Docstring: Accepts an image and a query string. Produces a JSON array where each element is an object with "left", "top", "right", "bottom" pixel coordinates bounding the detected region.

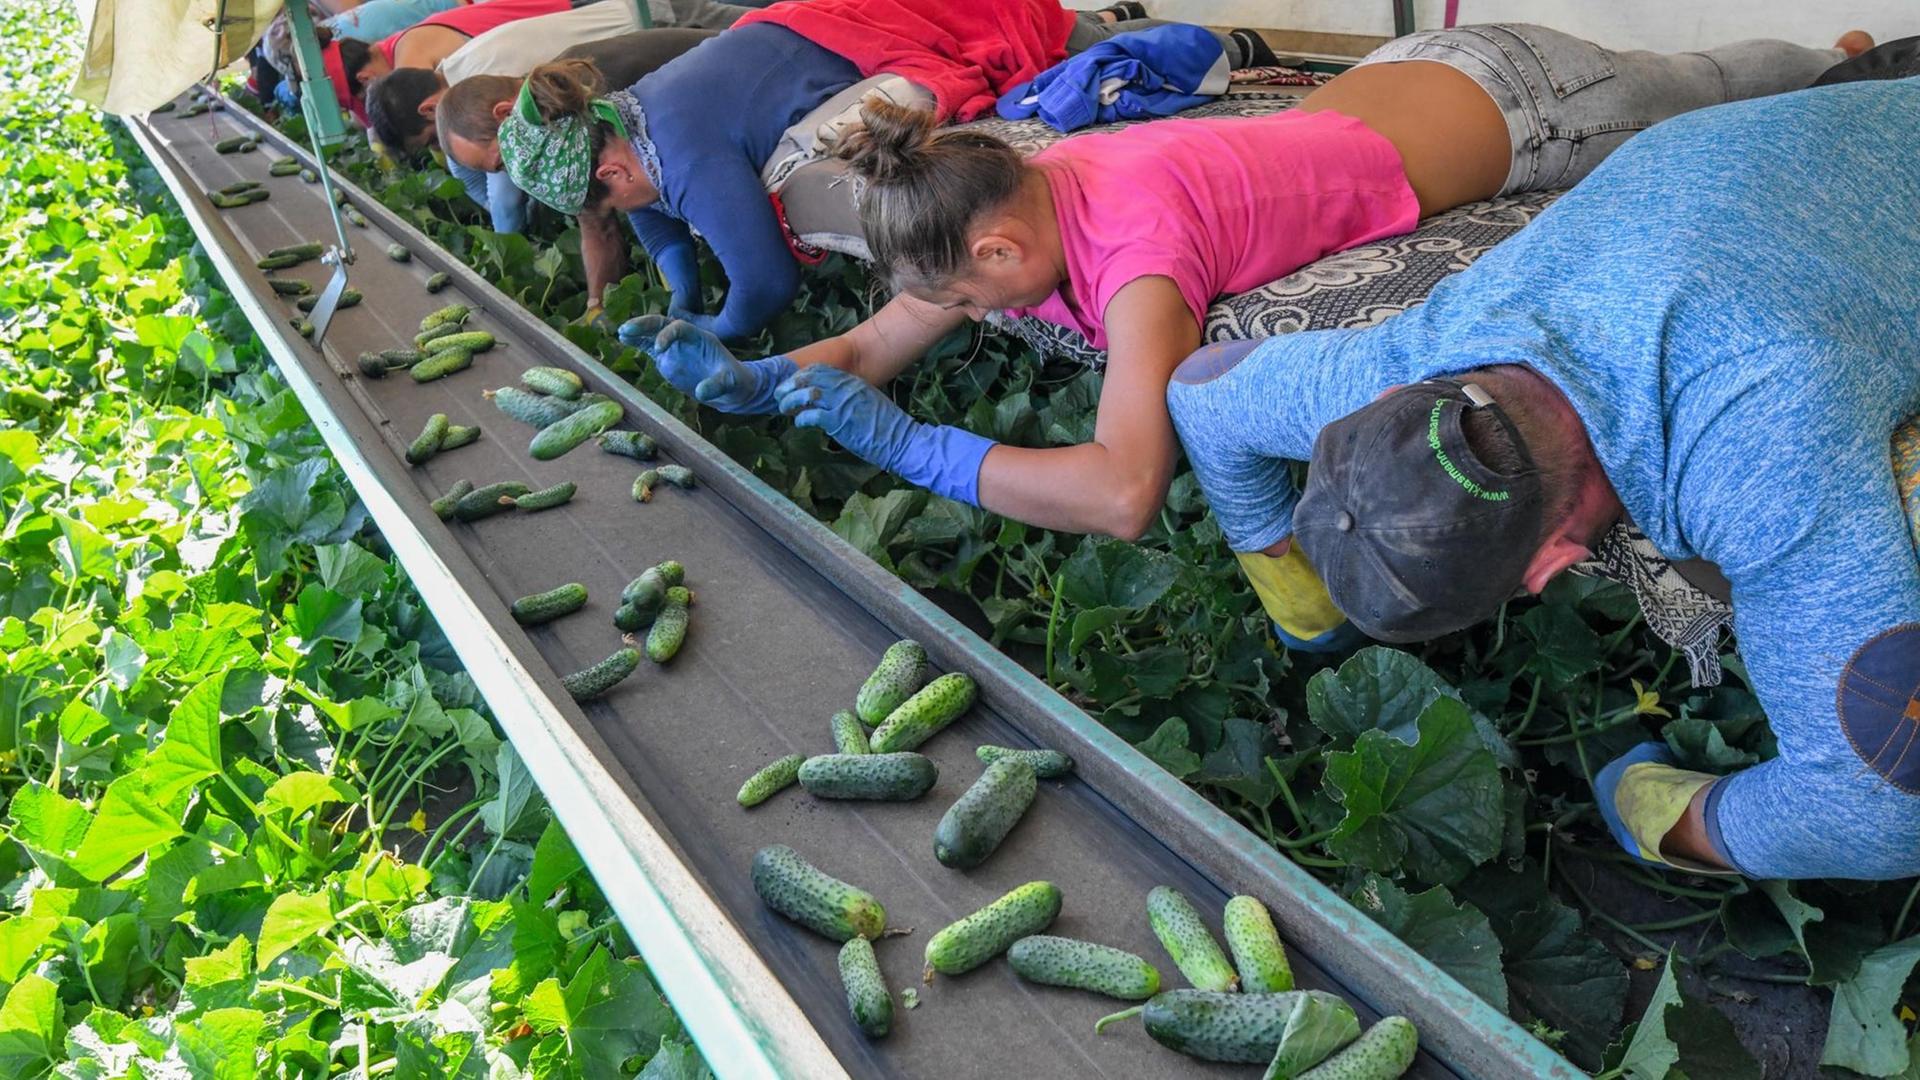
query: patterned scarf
[{"left": 497, "top": 80, "right": 627, "bottom": 217}]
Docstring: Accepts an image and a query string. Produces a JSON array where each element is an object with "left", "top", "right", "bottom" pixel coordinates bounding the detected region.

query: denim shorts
[{"left": 1356, "top": 23, "right": 1839, "bottom": 193}]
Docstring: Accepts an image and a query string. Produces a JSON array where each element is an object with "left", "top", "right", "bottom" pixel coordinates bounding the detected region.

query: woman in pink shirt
[{"left": 624, "top": 23, "right": 1867, "bottom": 539}]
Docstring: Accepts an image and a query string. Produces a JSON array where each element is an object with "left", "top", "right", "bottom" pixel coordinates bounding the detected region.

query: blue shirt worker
[{"left": 1165, "top": 78, "right": 1920, "bottom": 880}]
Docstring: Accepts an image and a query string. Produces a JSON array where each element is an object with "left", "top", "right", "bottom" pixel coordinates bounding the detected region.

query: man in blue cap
[{"left": 1167, "top": 75, "right": 1920, "bottom": 879}]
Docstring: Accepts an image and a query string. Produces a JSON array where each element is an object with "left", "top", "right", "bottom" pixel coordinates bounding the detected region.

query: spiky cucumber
[
  {"left": 797, "top": 753, "right": 936, "bottom": 801},
  {"left": 1149, "top": 886, "right": 1238, "bottom": 993},
  {"left": 268, "top": 278, "right": 311, "bottom": 297},
  {"left": 839, "top": 937, "right": 892, "bottom": 1039},
  {"left": 925, "top": 882, "right": 1062, "bottom": 978},
  {"left": 415, "top": 323, "right": 464, "bottom": 350},
  {"left": 508, "top": 481, "right": 575, "bottom": 512},
  {"left": 632, "top": 470, "right": 658, "bottom": 503},
  {"left": 405, "top": 414, "right": 449, "bottom": 465},
  {"left": 656, "top": 464, "right": 695, "bottom": 489},
  {"left": 599, "top": 429, "right": 657, "bottom": 461},
  {"left": 1263, "top": 993, "right": 1361, "bottom": 1079},
  {"left": 1008, "top": 935, "right": 1160, "bottom": 1000},
  {"left": 212, "top": 135, "right": 250, "bottom": 153},
  {"left": 410, "top": 349, "right": 472, "bottom": 383},
  {"left": 521, "top": 366, "right": 583, "bottom": 399},
  {"left": 439, "top": 424, "right": 481, "bottom": 451},
  {"left": 561, "top": 646, "right": 641, "bottom": 701},
  {"left": 295, "top": 288, "right": 361, "bottom": 312},
  {"left": 1225, "top": 896, "right": 1293, "bottom": 994},
  {"left": 419, "top": 303, "right": 471, "bottom": 333},
  {"left": 268, "top": 158, "right": 301, "bottom": 177},
  {"left": 933, "top": 757, "right": 1035, "bottom": 869},
  {"left": 487, "top": 386, "right": 578, "bottom": 428},
  {"left": 531, "top": 399, "right": 623, "bottom": 461},
  {"left": 976, "top": 744, "right": 1074, "bottom": 779},
  {"left": 856, "top": 640, "right": 927, "bottom": 726},
  {"left": 750, "top": 845, "right": 886, "bottom": 942},
  {"left": 644, "top": 586, "right": 691, "bottom": 662},
  {"left": 454, "top": 482, "right": 529, "bottom": 522},
  {"left": 737, "top": 754, "right": 804, "bottom": 808},
  {"left": 1294, "top": 1017, "right": 1416, "bottom": 1080},
  {"left": 510, "top": 583, "right": 587, "bottom": 625},
  {"left": 831, "top": 710, "right": 870, "bottom": 755},
  {"left": 385, "top": 243, "right": 410, "bottom": 262},
  {"left": 425, "top": 271, "right": 450, "bottom": 293},
  {"left": 430, "top": 480, "right": 474, "bottom": 520},
  {"left": 1141, "top": 989, "right": 1332, "bottom": 1063},
  {"left": 256, "top": 252, "right": 303, "bottom": 270},
  {"left": 423, "top": 330, "right": 494, "bottom": 356},
  {"left": 869, "top": 672, "right": 977, "bottom": 754}
]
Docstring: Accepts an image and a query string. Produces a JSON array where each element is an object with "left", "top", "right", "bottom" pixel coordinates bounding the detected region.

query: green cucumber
[
  {"left": 213, "top": 135, "right": 250, "bottom": 153},
  {"left": 839, "top": 937, "right": 892, "bottom": 1039},
  {"left": 933, "top": 757, "right": 1035, "bottom": 869},
  {"left": 632, "top": 469, "right": 658, "bottom": 502},
  {"left": 869, "top": 672, "right": 977, "bottom": 753},
  {"left": 521, "top": 366, "right": 583, "bottom": 399},
  {"left": 737, "top": 754, "right": 804, "bottom": 808},
  {"left": 856, "top": 640, "right": 927, "bottom": 726},
  {"left": 405, "top": 414, "right": 449, "bottom": 465},
  {"left": 612, "top": 601, "right": 655, "bottom": 633},
  {"left": 295, "top": 288, "right": 361, "bottom": 312},
  {"left": 410, "top": 348, "right": 472, "bottom": 383},
  {"left": 797, "top": 752, "right": 936, "bottom": 801},
  {"left": 430, "top": 479, "right": 474, "bottom": 520},
  {"left": 386, "top": 242, "right": 411, "bottom": 262},
  {"left": 415, "top": 322, "right": 464, "bottom": 350},
  {"left": 211, "top": 190, "right": 265, "bottom": 208},
  {"left": 750, "top": 845, "right": 886, "bottom": 942},
  {"left": 1224, "top": 896, "right": 1293, "bottom": 994},
  {"left": 425, "top": 271, "right": 450, "bottom": 293},
  {"left": 1295, "top": 1017, "right": 1416, "bottom": 1080},
  {"left": 599, "top": 429, "right": 657, "bottom": 461},
  {"left": 656, "top": 464, "right": 695, "bottom": 489},
  {"left": 487, "top": 385, "right": 578, "bottom": 428},
  {"left": 976, "top": 744, "right": 1074, "bottom": 779},
  {"left": 1142, "top": 989, "right": 1330, "bottom": 1063},
  {"left": 644, "top": 585, "right": 690, "bottom": 662},
  {"left": 420, "top": 303, "right": 471, "bottom": 332},
  {"left": 256, "top": 252, "right": 302, "bottom": 270},
  {"left": 439, "top": 424, "right": 481, "bottom": 451},
  {"left": 636, "top": 560, "right": 685, "bottom": 592},
  {"left": 620, "top": 563, "right": 676, "bottom": 608},
  {"left": 511, "top": 582, "right": 587, "bottom": 625},
  {"left": 291, "top": 318, "right": 314, "bottom": 339},
  {"left": 345, "top": 208, "right": 368, "bottom": 228},
  {"left": 269, "top": 158, "right": 302, "bottom": 176},
  {"left": 1008, "top": 935, "right": 1160, "bottom": 1001},
  {"left": 531, "top": 399, "right": 622, "bottom": 461},
  {"left": 924, "top": 881, "right": 1061, "bottom": 978},
  {"left": 508, "top": 481, "right": 574, "bottom": 511},
  {"left": 216, "top": 180, "right": 263, "bottom": 196},
  {"left": 830, "top": 710, "right": 870, "bottom": 755},
  {"left": 298, "top": 167, "right": 318, "bottom": 183},
  {"left": 381, "top": 347, "right": 423, "bottom": 365},
  {"left": 561, "top": 646, "right": 641, "bottom": 701},
  {"left": 359, "top": 351, "right": 403, "bottom": 378},
  {"left": 1149, "top": 886, "right": 1238, "bottom": 992},
  {"left": 268, "top": 278, "right": 311, "bottom": 297},
  {"left": 331, "top": 187, "right": 347, "bottom": 207},
  {"left": 266, "top": 242, "right": 322, "bottom": 261},
  {"left": 423, "top": 330, "right": 494, "bottom": 355},
  {"left": 454, "top": 481, "right": 529, "bottom": 522}
]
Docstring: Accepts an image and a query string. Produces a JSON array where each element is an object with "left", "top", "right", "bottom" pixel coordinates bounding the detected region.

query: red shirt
[{"left": 1010, "top": 110, "right": 1422, "bottom": 349}]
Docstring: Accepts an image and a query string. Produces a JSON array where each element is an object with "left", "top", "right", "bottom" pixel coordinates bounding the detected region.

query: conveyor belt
[{"left": 128, "top": 99, "right": 1576, "bottom": 1080}]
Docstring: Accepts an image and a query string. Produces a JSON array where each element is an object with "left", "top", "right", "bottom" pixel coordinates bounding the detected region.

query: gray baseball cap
[{"left": 1293, "top": 378, "right": 1544, "bottom": 642}]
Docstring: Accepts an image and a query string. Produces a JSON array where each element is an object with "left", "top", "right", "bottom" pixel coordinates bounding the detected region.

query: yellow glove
[{"left": 1235, "top": 544, "right": 1355, "bottom": 652}]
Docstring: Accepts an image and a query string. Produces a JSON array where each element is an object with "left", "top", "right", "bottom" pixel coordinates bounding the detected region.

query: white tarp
[{"left": 71, "top": 0, "right": 281, "bottom": 115}]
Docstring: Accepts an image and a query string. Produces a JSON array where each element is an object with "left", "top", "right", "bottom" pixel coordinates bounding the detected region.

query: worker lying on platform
[
  {"left": 496, "top": 0, "right": 1284, "bottom": 336},
  {"left": 1165, "top": 77, "right": 1920, "bottom": 880},
  {"left": 618, "top": 23, "right": 1864, "bottom": 546},
  {"left": 366, "top": 24, "right": 723, "bottom": 234}
]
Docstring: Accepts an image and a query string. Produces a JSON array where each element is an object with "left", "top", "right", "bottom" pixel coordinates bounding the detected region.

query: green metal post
[{"left": 284, "top": 1, "right": 348, "bottom": 147}]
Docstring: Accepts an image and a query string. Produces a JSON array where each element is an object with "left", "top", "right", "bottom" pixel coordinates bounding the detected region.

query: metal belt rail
[{"left": 126, "top": 100, "right": 1576, "bottom": 1080}]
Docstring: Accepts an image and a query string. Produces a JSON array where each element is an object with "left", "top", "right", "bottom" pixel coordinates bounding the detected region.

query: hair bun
[{"left": 837, "top": 98, "right": 939, "bottom": 184}]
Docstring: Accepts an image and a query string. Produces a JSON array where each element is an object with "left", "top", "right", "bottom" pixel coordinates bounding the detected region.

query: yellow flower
[
  {"left": 1630, "top": 680, "right": 1670, "bottom": 719},
  {"left": 406, "top": 809, "right": 427, "bottom": 833}
]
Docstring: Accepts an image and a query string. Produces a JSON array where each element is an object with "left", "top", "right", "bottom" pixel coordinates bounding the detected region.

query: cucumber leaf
[
  {"left": 1323, "top": 697, "right": 1504, "bottom": 884},
  {"left": 1263, "top": 990, "right": 1360, "bottom": 1079}
]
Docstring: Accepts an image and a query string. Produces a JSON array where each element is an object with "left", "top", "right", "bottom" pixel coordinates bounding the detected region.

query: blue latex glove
[
  {"left": 618, "top": 316, "right": 794, "bottom": 415},
  {"left": 654, "top": 242, "right": 703, "bottom": 317},
  {"left": 776, "top": 366, "right": 995, "bottom": 505},
  {"left": 1272, "top": 619, "right": 1368, "bottom": 654},
  {"left": 667, "top": 308, "right": 723, "bottom": 337}
]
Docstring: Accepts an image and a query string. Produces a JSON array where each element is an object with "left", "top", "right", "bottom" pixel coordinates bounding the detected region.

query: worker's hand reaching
[
  {"left": 776, "top": 365, "right": 993, "bottom": 506},
  {"left": 620, "top": 315, "right": 793, "bottom": 415}
]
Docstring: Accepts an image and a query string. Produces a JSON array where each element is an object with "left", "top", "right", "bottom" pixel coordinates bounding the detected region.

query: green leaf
[
  {"left": 0, "top": 431, "right": 40, "bottom": 491},
  {"left": 259, "top": 771, "right": 356, "bottom": 819},
  {"left": 637, "top": 1037, "right": 713, "bottom": 1080},
  {"left": 1821, "top": 935, "right": 1920, "bottom": 1076},
  {"left": 316, "top": 542, "right": 390, "bottom": 599},
  {"left": 1193, "top": 716, "right": 1282, "bottom": 809},
  {"left": 526, "top": 819, "right": 584, "bottom": 905},
  {"left": 68, "top": 773, "right": 186, "bottom": 881},
  {"left": 183, "top": 936, "right": 252, "bottom": 989},
  {"left": 829, "top": 490, "right": 922, "bottom": 567},
  {"left": 1058, "top": 538, "right": 1178, "bottom": 611},
  {"left": 1613, "top": 952, "right": 1684, "bottom": 1080},
  {"left": 8, "top": 783, "right": 89, "bottom": 864},
  {"left": 1612, "top": 950, "right": 1758, "bottom": 1080},
  {"left": 550, "top": 948, "right": 682, "bottom": 1079},
  {"left": 53, "top": 515, "right": 115, "bottom": 583},
  {"left": 1756, "top": 879, "right": 1875, "bottom": 986},
  {"left": 481, "top": 744, "right": 544, "bottom": 841},
  {"left": 1134, "top": 717, "right": 1202, "bottom": 780},
  {"left": 1517, "top": 605, "right": 1604, "bottom": 687},
  {"left": 0, "top": 919, "right": 58, "bottom": 985},
  {"left": 256, "top": 892, "right": 336, "bottom": 971},
  {"left": 1264, "top": 991, "right": 1360, "bottom": 1079},
  {"left": 146, "top": 674, "right": 225, "bottom": 805},
  {"left": 1497, "top": 899, "right": 1627, "bottom": 1066},
  {"left": 0, "top": 974, "right": 60, "bottom": 1075},
  {"left": 291, "top": 584, "right": 363, "bottom": 650},
  {"left": 98, "top": 627, "right": 146, "bottom": 690},
  {"left": 1660, "top": 715, "right": 1757, "bottom": 772},
  {"left": 80, "top": 913, "right": 138, "bottom": 1005},
  {"left": 174, "top": 1007, "right": 266, "bottom": 1080},
  {"left": 1306, "top": 647, "right": 1449, "bottom": 743},
  {"left": 1322, "top": 697, "right": 1504, "bottom": 884},
  {"left": 1349, "top": 875, "right": 1507, "bottom": 1010}
]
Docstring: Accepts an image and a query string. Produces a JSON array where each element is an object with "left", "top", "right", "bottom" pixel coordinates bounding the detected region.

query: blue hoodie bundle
[{"left": 996, "top": 23, "right": 1229, "bottom": 132}]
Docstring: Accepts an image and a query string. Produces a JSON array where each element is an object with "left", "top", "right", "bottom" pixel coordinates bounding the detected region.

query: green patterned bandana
[{"left": 497, "top": 80, "right": 627, "bottom": 216}]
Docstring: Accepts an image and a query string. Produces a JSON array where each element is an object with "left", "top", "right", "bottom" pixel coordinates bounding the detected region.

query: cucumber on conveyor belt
[
  {"left": 487, "top": 385, "right": 578, "bottom": 428},
  {"left": 751, "top": 845, "right": 887, "bottom": 942},
  {"left": 454, "top": 481, "right": 528, "bottom": 522},
  {"left": 632, "top": 470, "right": 658, "bottom": 503},
  {"left": 510, "top": 582, "right": 587, "bottom": 625},
  {"left": 429, "top": 480, "right": 475, "bottom": 520},
  {"left": 298, "top": 168, "right": 318, "bottom": 183},
  {"left": 1225, "top": 895, "right": 1294, "bottom": 994},
  {"left": 425, "top": 271, "right": 450, "bottom": 293},
  {"left": 268, "top": 278, "right": 311, "bottom": 297},
  {"left": 561, "top": 645, "right": 641, "bottom": 701},
  {"left": 212, "top": 135, "right": 252, "bottom": 153},
  {"left": 357, "top": 350, "right": 414, "bottom": 378},
  {"left": 1008, "top": 935, "right": 1160, "bottom": 1001},
  {"left": 657, "top": 463, "right": 695, "bottom": 489},
  {"left": 423, "top": 330, "right": 494, "bottom": 355},
  {"left": 1141, "top": 989, "right": 1343, "bottom": 1064},
  {"left": 416, "top": 323, "right": 464, "bottom": 350},
  {"left": 857, "top": 640, "right": 927, "bottom": 726},
  {"left": 644, "top": 586, "right": 692, "bottom": 662},
  {"left": 268, "top": 158, "right": 301, "bottom": 176},
  {"left": 1294, "top": 1017, "right": 1417, "bottom": 1080},
  {"left": 600, "top": 429, "right": 657, "bottom": 461},
  {"left": 531, "top": 399, "right": 623, "bottom": 461},
  {"left": 210, "top": 189, "right": 269, "bottom": 208},
  {"left": 737, "top": 754, "right": 805, "bottom": 808},
  {"left": 623, "top": 560, "right": 684, "bottom": 603},
  {"left": 976, "top": 744, "right": 1074, "bottom": 779},
  {"left": 925, "top": 881, "right": 1062, "bottom": 978},
  {"left": 215, "top": 180, "right": 263, "bottom": 197},
  {"left": 506, "top": 481, "right": 574, "bottom": 512},
  {"left": 521, "top": 366, "right": 583, "bottom": 399},
  {"left": 839, "top": 937, "right": 893, "bottom": 1039},
  {"left": 386, "top": 242, "right": 411, "bottom": 262},
  {"left": 440, "top": 424, "right": 481, "bottom": 451},
  {"left": 420, "top": 303, "right": 471, "bottom": 332},
  {"left": 932, "top": 756, "right": 1035, "bottom": 869},
  {"left": 869, "top": 672, "right": 977, "bottom": 753},
  {"left": 405, "top": 414, "right": 449, "bottom": 466},
  {"left": 830, "top": 710, "right": 870, "bottom": 755},
  {"left": 1148, "top": 886, "right": 1239, "bottom": 993},
  {"left": 797, "top": 752, "right": 936, "bottom": 801},
  {"left": 410, "top": 348, "right": 472, "bottom": 383},
  {"left": 296, "top": 288, "right": 361, "bottom": 312}
]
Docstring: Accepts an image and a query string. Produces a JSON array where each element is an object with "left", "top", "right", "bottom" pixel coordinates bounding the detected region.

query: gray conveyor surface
[{"left": 127, "top": 97, "right": 1575, "bottom": 1080}]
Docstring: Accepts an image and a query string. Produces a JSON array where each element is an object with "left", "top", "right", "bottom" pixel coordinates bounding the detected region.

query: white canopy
[{"left": 71, "top": 0, "right": 281, "bottom": 115}]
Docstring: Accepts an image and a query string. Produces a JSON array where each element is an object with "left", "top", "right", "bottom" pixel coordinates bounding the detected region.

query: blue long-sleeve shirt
[
  {"left": 624, "top": 24, "right": 861, "bottom": 339},
  {"left": 1168, "top": 79, "right": 1920, "bottom": 878}
]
